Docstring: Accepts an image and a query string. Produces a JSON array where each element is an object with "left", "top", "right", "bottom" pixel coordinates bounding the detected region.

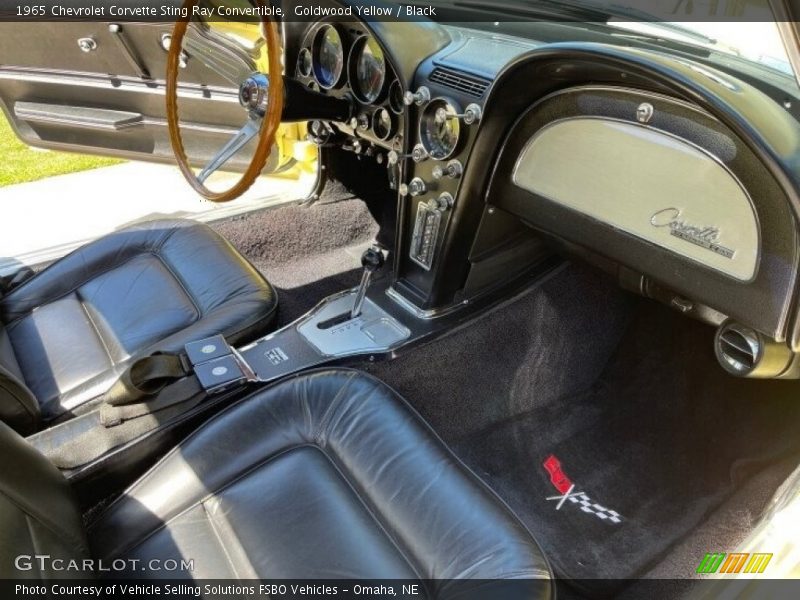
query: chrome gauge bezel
[
  {"left": 297, "top": 47, "right": 313, "bottom": 78},
  {"left": 372, "top": 108, "right": 395, "bottom": 141},
  {"left": 311, "top": 24, "right": 345, "bottom": 90},
  {"left": 348, "top": 34, "right": 387, "bottom": 105},
  {"left": 388, "top": 80, "right": 404, "bottom": 115},
  {"left": 419, "top": 98, "right": 462, "bottom": 161}
]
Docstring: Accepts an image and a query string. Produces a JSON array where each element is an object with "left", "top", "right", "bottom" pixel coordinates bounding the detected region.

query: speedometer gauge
[
  {"left": 420, "top": 99, "right": 461, "bottom": 160},
  {"left": 312, "top": 25, "right": 344, "bottom": 89},
  {"left": 349, "top": 36, "right": 386, "bottom": 104}
]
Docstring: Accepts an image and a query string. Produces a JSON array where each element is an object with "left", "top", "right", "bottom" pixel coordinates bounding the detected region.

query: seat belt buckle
[
  {"left": 193, "top": 355, "right": 248, "bottom": 394},
  {"left": 185, "top": 334, "right": 235, "bottom": 367},
  {"left": 185, "top": 335, "right": 257, "bottom": 394}
]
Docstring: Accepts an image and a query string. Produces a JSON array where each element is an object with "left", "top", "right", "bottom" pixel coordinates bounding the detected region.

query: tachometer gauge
[
  {"left": 350, "top": 36, "right": 386, "bottom": 104},
  {"left": 312, "top": 25, "right": 344, "bottom": 89},
  {"left": 420, "top": 99, "right": 461, "bottom": 160}
]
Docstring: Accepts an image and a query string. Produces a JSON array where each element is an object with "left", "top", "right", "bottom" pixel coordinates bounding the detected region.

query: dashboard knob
[
  {"left": 403, "top": 86, "right": 431, "bottom": 106},
  {"left": 411, "top": 144, "right": 429, "bottom": 163},
  {"left": 464, "top": 103, "right": 483, "bottom": 125},
  {"left": 432, "top": 160, "right": 463, "bottom": 180},
  {"left": 307, "top": 120, "right": 330, "bottom": 145},
  {"left": 357, "top": 113, "right": 370, "bottom": 131},
  {"left": 436, "top": 192, "right": 455, "bottom": 211},
  {"left": 401, "top": 177, "right": 427, "bottom": 197}
]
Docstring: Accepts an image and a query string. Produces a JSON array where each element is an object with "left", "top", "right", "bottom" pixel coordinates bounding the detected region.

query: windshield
[
  {"left": 610, "top": 21, "right": 793, "bottom": 76},
  {"left": 529, "top": 0, "right": 795, "bottom": 78}
]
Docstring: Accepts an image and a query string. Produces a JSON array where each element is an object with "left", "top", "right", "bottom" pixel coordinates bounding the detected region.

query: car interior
[{"left": 2, "top": 0, "right": 800, "bottom": 597}]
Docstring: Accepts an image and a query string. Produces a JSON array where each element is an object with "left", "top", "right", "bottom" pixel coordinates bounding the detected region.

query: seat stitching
[
  {"left": 150, "top": 252, "right": 202, "bottom": 323},
  {"left": 103, "top": 444, "right": 315, "bottom": 560},
  {"left": 22, "top": 514, "right": 48, "bottom": 581},
  {"left": 312, "top": 372, "right": 358, "bottom": 443},
  {"left": 108, "top": 444, "right": 426, "bottom": 581},
  {"left": 201, "top": 499, "right": 246, "bottom": 579},
  {"left": 3, "top": 252, "right": 157, "bottom": 327},
  {"left": 331, "top": 369, "right": 556, "bottom": 581},
  {"left": 0, "top": 377, "right": 38, "bottom": 427},
  {"left": 78, "top": 298, "right": 116, "bottom": 368},
  {"left": 3, "top": 490, "right": 90, "bottom": 557},
  {"left": 315, "top": 446, "right": 427, "bottom": 583},
  {"left": 493, "top": 568, "right": 553, "bottom": 579}
]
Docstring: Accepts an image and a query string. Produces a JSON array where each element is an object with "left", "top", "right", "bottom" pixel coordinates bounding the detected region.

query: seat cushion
[
  {"left": 0, "top": 219, "right": 277, "bottom": 430},
  {"left": 88, "top": 370, "right": 552, "bottom": 592}
]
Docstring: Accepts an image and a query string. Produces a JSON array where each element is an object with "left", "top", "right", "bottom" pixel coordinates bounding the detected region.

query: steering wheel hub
[{"left": 239, "top": 73, "right": 270, "bottom": 117}]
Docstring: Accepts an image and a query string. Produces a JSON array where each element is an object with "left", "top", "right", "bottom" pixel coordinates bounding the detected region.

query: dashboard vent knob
[
  {"left": 714, "top": 322, "right": 797, "bottom": 379},
  {"left": 716, "top": 323, "right": 760, "bottom": 376}
]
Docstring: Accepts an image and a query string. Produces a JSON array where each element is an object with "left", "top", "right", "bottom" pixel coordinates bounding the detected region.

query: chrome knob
[
  {"left": 403, "top": 86, "right": 431, "bottom": 106},
  {"left": 408, "top": 178, "right": 427, "bottom": 196},
  {"left": 436, "top": 192, "right": 455, "bottom": 211},
  {"left": 411, "top": 144, "right": 429, "bottom": 163},
  {"left": 401, "top": 178, "right": 427, "bottom": 198},
  {"left": 432, "top": 160, "right": 463, "bottom": 180},
  {"left": 464, "top": 103, "right": 483, "bottom": 125}
]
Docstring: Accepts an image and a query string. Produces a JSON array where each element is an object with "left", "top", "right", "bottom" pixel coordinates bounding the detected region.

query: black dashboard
[{"left": 281, "top": 5, "right": 800, "bottom": 378}]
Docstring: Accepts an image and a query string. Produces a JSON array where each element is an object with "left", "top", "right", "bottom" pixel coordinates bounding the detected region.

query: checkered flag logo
[
  {"left": 546, "top": 485, "right": 624, "bottom": 525},
  {"left": 568, "top": 492, "right": 623, "bottom": 524}
]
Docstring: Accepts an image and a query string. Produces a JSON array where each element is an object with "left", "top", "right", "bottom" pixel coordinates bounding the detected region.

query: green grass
[{"left": 0, "top": 115, "right": 122, "bottom": 187}]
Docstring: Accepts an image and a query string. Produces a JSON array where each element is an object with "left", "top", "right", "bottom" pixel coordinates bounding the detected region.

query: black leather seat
[
  {"left": 0, "top": 219, "right": 277, "bottom": 434},
  {"left": 0, "top": 370, "right": 552, "bottom": 596}
]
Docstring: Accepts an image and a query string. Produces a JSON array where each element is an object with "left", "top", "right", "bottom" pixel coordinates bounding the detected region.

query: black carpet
[
  {"left": 366, "top": 265, "right": 800, "bottom": 593},
  {"left": 213, "top": 186, "right": 380, "bottom": 326}
]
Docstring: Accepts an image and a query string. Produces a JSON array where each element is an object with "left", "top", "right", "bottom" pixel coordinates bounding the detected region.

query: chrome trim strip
[
  {"left": 15, "top": 109, "right": 239, "bottom": 136},
  {"left": 0, "top": 67, "right": 239, "bottom": 102},
  {"left": 386, "top": 286, "right": 466, "bottom": 320}
]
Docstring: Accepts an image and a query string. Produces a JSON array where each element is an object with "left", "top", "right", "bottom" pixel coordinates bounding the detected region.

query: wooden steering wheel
[{"left": 166, "top": 0, "right": 284, "bottom": 202}]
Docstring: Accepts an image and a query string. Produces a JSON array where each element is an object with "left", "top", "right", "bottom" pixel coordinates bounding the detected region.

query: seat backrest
[
  {"left": 0, "top": 324, "right": 40, "bottom": 434},
  {"left": 0, "top": 421, "right": 89, "bottom": 578}
]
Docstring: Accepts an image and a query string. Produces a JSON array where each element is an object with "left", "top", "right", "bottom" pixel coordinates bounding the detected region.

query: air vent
[
  {"left": 429, "top": 68, "right": 490, "bottom": 98},
  {"left": 716, "top": 323, "right": 760, "bottom": 376}
]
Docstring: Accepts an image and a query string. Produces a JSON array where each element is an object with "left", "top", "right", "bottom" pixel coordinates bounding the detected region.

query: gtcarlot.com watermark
[{"left": 14, "top": 554, "right": 194, "bottom": 573}]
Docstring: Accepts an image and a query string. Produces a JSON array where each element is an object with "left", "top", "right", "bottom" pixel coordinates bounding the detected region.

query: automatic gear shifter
[{"left": 351, "top": 246, "right": 385, "bottom": 319}]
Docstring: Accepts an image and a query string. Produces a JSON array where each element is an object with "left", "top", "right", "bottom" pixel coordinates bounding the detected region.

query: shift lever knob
[
  {"left": 362, "top": 247, "right": 385, "bottom": 272},
  {"left": 351, "top": 246, "right": 385, "bottom": 320}
]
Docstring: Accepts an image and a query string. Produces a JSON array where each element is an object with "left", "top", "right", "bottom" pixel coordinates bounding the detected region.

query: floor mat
[
  {"left": 212, "top": 189, "right": 379, "bottom": 325},
  {"left": 453, "top": 302, "right": 800, "bottom": 593}
]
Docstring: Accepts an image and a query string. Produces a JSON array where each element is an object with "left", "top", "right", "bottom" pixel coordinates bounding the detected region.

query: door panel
[{"left": 0, "top": 19, "right": 287, "bottom": 173}]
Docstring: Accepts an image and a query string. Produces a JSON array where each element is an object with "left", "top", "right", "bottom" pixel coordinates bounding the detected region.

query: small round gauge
[
  {"left": 312, "top": 25, "right": 344, "bottom": 89},
  {"left": 420, "top": 99, "right": 461, "bottom": 160},
  {"left": 372, "top": 108, "right": 394, "bottom": 140},
  {"left": 298, "top": 48, "right": 313, "bottom": 77},
  {"left": 349, "top": 35, "right": 386, "bottom": 104},
  {"left": 389, "top": 80, "right": 404, "bottom": 114}
]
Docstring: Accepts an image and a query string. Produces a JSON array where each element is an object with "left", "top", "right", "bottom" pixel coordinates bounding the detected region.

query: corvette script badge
[{"left": 543, "top": 455, "right": 623, "bottom": 525}]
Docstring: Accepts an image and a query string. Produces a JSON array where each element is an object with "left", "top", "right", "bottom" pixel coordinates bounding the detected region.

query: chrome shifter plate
[{"left": 297, "top": 293, "right": 410, "bottom": 357}]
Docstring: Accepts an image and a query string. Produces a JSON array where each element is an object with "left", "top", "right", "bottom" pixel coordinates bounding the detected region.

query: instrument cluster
[{"left": 295, "top": 22, "right": 405, "bottom": 150}]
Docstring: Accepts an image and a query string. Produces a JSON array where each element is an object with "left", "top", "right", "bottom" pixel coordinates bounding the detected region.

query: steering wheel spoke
[
  {"left": 183, "top": 27, "right": 255, "bottom": 85},
  {"left": 165, "top": 0, "right": 284, "bottom": 203},
  {"left": 197, "top": 116, "right": 261, "bottom": 184}
]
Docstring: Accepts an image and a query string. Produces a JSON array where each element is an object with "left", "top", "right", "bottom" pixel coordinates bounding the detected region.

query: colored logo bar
[{"left": 696, "top": 552, "right": 773, "bottom": 574}]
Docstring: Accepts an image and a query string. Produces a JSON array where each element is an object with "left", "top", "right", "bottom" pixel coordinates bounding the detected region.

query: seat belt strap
[
  {"left": 100, "top": 375, "right": 204, "bottom": 427},
  {"left": 0, "top": 266, "right": 35, "bottom": 297},
  {"left": 104, "top": 353, "right": 191, "bottom": 407}
]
